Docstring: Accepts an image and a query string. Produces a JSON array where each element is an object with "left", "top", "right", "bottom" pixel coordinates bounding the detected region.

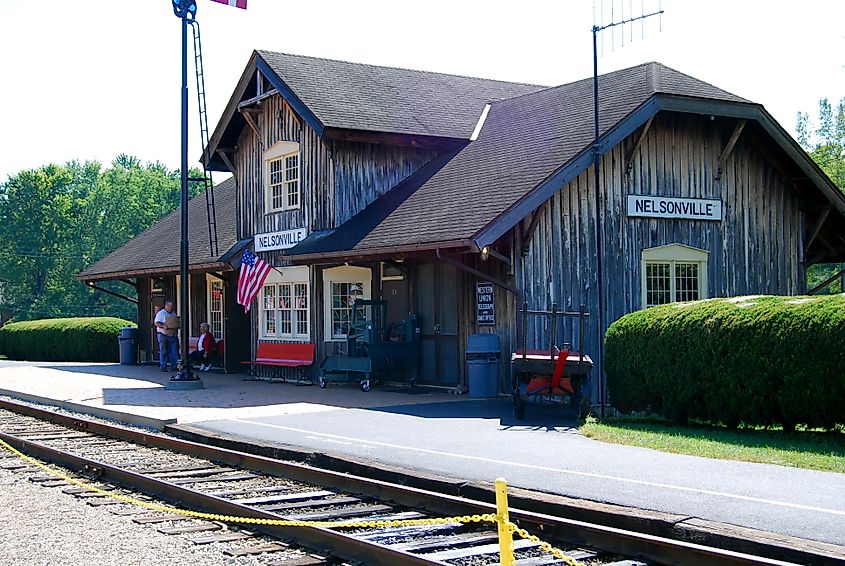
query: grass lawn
[{"left": 579, "top": 417, "right": 845, "bottom": 473}]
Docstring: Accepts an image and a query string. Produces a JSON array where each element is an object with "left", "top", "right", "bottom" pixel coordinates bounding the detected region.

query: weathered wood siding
[
  {"left": 332, "top": 141, "right": 439, "bottom": 225},
  {"left": 515, "top": 112, "right": 807, "bottom": 401},
  {"left": 233, "top": 94, "right": 439, "bottom": 377}
]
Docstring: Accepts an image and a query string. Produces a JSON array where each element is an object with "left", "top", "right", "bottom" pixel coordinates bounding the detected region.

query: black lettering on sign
[{"left": 476, "top": 281, "right": 496, "bottom": 326}]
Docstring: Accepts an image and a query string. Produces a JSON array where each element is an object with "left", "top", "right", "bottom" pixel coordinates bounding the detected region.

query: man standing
[{"left": 154, "top": 300, "right": 180, "bottom": 372}]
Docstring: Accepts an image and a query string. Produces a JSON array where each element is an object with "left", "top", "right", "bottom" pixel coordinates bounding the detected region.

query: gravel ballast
[{"left": 0, "top": 464, "right": 301, "bottom": 565}]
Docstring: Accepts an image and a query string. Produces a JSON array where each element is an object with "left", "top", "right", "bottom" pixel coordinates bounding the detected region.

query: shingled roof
[
  {"left": 205, "top": 51, "right": 547, "bottom": 170},
  {"left": 288, "top": 61, "right": 844, "bottom": 260},
  {"left": 257, "top": 51, "right": 547, "bottom": 138},
  {"left": 77, "top": 178, "right": 238, "bottom": 282}
]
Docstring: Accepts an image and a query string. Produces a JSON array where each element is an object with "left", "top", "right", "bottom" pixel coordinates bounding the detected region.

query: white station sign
[
  {"left": 254, "top": 228, "right": 307, "bottom": 252},
  {"left": 627, "top": 195, "right": 722, "bottom": 221}
]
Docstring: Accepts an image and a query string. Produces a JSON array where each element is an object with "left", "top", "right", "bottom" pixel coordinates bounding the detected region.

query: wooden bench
[{"left": 243, "top": 342, "right": 315, "bottom": 384}]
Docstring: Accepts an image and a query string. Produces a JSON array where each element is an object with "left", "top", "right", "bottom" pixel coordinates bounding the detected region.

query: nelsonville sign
[
  {"left": 254, "top": 228, "right": 307, "bottom": 252},
  {"left": 627, "top": 195, "right": 722, "bottom": 221}
]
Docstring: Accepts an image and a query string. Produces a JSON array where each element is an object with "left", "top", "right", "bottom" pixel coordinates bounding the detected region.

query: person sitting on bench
[{"left": 189, "top": 322, "right": 216, "bottom": 371}]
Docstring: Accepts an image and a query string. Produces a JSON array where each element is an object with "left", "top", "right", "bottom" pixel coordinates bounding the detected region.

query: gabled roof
[
  {"left": 285, "top": 62, "right": 845, "bottom": 261},
  {"left": 204, "top": 51, "right": 547, "bottom": 170},
  {"left": 77, "top": 178, "right": 238, "bottom": 282}
]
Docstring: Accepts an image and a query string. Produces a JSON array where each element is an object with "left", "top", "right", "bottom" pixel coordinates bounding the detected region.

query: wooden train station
[{"left": 79, "top": 52, "right": 845, "bottom": 405}]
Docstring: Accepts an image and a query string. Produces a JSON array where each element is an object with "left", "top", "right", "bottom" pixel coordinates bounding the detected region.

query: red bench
[{"left": 243, "top": 342, "right": 315, "bottom": 384}]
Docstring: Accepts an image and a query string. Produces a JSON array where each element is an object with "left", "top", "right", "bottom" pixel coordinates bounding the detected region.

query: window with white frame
[
  {"left": 260, "top": 267, "right": 310, "bottom": 340},
  {"left": 264, "top": 141, "right": 301, "bottom": 213},
  {"left": 206, "top": 276, "right": 224, "bottom": 340},
  {"left": 323, "top": 266, "right": 372, "bottom": 340},
  {"left": 641, "top": 244, "right": 708, "bottom": 308}
]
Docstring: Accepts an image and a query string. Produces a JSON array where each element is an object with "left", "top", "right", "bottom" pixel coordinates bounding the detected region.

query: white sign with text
[
  {"left": 626, "top": 195, "right": 722, "bottom": 221},
  {"left": 254, "top": 228, "right": 307, "bottom": 252}
]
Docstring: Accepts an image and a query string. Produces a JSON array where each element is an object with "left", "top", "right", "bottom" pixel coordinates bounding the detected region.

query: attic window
[{"left": 264, "top": 141, "right": 301, "bottom": 213}]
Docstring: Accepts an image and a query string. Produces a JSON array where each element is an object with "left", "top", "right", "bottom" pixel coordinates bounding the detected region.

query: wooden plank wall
[
  {"left": 332, "top": 141, "right": 439, "bottom": 225},
  {"left": 515, "top": 112, "right": 806, "bottom": 403},
  {"left": 455, "top": 252, "right": 516, "bottom": 393},
  {"left": 233, "top": 93, "right": 439, "bottom": 379}
]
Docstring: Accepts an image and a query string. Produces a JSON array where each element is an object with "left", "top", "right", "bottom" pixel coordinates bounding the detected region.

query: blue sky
[{"left": 0, "top": 0, "right": 842, "bottom": 182}]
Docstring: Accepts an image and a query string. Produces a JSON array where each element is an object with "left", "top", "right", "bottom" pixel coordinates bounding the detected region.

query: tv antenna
[{"left": 591, "top": 1, "right": 664, "bottom": 417}]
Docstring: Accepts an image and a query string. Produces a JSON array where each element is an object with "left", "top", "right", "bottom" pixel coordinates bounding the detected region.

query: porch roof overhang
[
  {"left": 284, "top": 239, "right": 478, "bottom": 264},
  {"left": 76, "top": 262, "right": 234, "bottom": 284}
]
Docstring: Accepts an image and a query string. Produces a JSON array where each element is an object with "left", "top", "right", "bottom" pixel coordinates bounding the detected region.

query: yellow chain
[
  {"left": 1, "top": 438, "right": 581, "bottom": 564},
  {"left": 508, "top": 521, "right": 583, "bottom": 566}
]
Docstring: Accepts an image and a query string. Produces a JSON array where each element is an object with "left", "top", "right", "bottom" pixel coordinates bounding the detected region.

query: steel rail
[
  {"left": 0, "top": 430, "right": 445, "bottom": 566},
  {"left": 0, "top": 398, "right": 822, "bottom": 566}
]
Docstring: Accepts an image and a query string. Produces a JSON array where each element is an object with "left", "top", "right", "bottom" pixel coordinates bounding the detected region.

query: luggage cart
[
  {"left": 319, "top": 300, "right": 421, "bottom": 391},
  {"left": 511, "top": 302, "right": 592, "bottom": 419}
]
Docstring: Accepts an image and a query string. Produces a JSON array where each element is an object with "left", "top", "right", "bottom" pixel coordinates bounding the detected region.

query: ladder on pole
[{"left": 189, "top": 20, "right": 219, "bottom": 257}]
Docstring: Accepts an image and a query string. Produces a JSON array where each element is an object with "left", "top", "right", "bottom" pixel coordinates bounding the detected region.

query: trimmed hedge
[
  {"left": 605, "top": 295, "right": 845, "bottom": 430},
  {"left": 0, "top": 317, "right": 136, "bottom": 362}
]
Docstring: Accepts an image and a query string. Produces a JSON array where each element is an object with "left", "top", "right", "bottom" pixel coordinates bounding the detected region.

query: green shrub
[
  {"left": 0, "top": 317, "right": 135, "bottom": 362},
  {"left": 605, "top": 295, "right": 845, "bottom": 430}
]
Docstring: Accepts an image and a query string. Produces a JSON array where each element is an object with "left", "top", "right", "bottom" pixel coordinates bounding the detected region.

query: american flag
[
  {"left": 237, "top": 249, "right": 272, "bottom": 313},
  {"left": 210, "top": 0, "right": 247, "bottom": 9}
]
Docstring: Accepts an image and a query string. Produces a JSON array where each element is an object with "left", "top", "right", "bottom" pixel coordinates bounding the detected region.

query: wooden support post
[
  {"left": 715, "top": 120, "right": 746, "bottom": 181},
  {"left": 817, "top": 232, "right": 839, "bottom": 257},
  {"left": 86, "top": 282, "right": 138, "bottom": 305},
  {"left": 521, "top": 203, "right": 546, "bottom": 256},
  {"left": 625, "top": 116, "right": 654, "bottom": 178},
  {"left": 239, "top": 110, "right": 261, "bottom": 140},
  {"left": 804, "top": 206, "right": 831, "bottom": 254},
  {"left": 216, "top": 150, "right": 237, "bottom": 175},
  {"left": 807, "top": 265, "right": 845, "bottom": 295}
]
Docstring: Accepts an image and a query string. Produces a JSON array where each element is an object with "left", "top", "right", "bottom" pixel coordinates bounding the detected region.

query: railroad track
[{"left": 0, "top": 398, "right": 820, "bottom": 566}]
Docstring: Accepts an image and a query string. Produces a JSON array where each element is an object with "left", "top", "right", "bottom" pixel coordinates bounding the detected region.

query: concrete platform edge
[
  {"left": 167, "top": 422, "right": 845, "bottom": 566},
  {"left": 0, "top": 389, "right": 177, "bottom": 431}
]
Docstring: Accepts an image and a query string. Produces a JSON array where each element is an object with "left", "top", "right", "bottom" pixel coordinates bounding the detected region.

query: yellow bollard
[{"left": 495, "top": 477, "right": 515, "bottom": 566}]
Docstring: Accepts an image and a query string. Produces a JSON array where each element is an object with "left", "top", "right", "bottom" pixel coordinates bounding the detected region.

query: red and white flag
[
  {"left": 210, "top": 0, "right": 247, "bottom": 9},
  {"left": 237, "top": 249, "right": 271, "bottom": 313}
]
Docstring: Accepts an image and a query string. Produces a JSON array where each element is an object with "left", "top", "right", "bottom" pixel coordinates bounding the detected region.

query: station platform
[{"left": 0, "top": 359, "right": 843, "bottom": 559}]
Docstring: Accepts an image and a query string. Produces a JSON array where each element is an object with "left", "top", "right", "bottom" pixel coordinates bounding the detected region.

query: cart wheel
[
  {"left": 361, "top": 380, "right": 371, "bottom": 392},
  {"left": 318, "top": 376, "right": 327, "bottom": 389}
]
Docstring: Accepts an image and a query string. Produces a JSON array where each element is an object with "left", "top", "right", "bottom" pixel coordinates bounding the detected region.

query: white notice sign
[
  {"left": 254, "top": 228, "right": 307, "bottom": 252},
  {"left": 626, "top": 195, "right": 722, "bottom": 221}
]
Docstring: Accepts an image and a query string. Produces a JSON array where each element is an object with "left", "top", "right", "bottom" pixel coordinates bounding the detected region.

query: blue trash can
[
  {"left": 466, "top": 334, "right": 500, "bottom": 398},
  {"left": 118, "top": 326, "right": 139, "bottom": 365}
]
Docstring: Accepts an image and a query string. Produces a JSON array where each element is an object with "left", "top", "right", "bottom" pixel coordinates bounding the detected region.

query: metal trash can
[
  {"left": 117, "top": 326, "right": 139, "bottom": 365},
  {"left": 466, "top": 333, "right": 500, "bottom": 398}
]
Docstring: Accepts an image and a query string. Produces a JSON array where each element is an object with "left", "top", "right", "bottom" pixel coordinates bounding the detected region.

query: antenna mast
[{"left": 591, "top": 1, "right": 663, "bottom": 417}]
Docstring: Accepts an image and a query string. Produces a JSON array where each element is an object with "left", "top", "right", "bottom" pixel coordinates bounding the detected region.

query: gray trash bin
[
  {"left": 466, "top": 333, "right": 500, "bottom": 398},
  {"left": 118, "top": 326, "right": 139, "bottom": 365}
]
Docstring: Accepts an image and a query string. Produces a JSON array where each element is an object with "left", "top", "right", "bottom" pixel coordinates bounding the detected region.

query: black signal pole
[{"left": 171, "top": 0, "right": 198, "bottom": 383}]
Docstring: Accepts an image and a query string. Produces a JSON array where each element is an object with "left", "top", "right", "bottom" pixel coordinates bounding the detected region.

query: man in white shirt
[{"left": 153, "top": 300, "right": 180, "bottom": 372}]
